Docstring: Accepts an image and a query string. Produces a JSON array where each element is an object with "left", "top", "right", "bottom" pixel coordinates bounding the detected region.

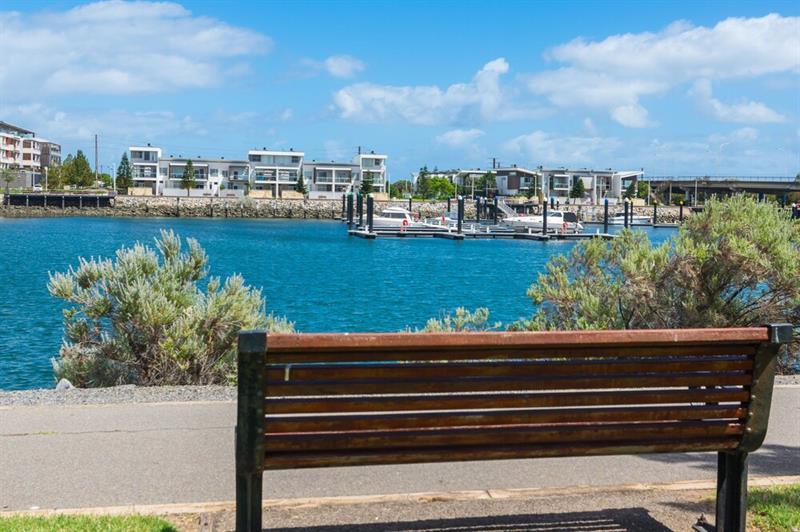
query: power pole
[{"left": 94, "top": 134, "right": 99, "bottom": 184}]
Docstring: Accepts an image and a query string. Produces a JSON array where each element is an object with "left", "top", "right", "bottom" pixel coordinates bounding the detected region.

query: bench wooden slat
[
  {"left": 265, "top": 373, "right": 753, "bottom": 396},
  {"left": 264, "top": 405, "right": 746, "bottom": 433},
  {"left": 262, "top": 439, "right": 741, "bottom": 470},
  {"left": 264, "top": 388, "right": 750, "bottom": 414},
  {"left": 263, "top": 420, "right": 744, "bottom": 453},
  {"left": 265, "top": 357, "right": 753, "bottom": 383},
  {"left": 266, "top": 328, "right": 768, "bottom": 353},
  {"left": 265, "top": 344, "right": 758, "bottom": 363}
]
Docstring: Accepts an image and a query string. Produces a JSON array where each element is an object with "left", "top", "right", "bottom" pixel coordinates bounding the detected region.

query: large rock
[{"left": 55, "top": 378, "right": 74, "bottom": 391}]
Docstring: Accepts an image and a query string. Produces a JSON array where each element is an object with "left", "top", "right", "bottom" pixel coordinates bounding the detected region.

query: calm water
[{"left": 0, "top": 217, "right": 676, "bottom": 390}]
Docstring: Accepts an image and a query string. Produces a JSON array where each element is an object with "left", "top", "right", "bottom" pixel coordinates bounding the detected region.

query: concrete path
[{"left": 1, "top": 387, "right": 798, "bottom": 512}]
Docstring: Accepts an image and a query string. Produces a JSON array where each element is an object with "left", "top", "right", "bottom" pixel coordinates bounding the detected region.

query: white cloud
[
  {"left": 324, "top": 55, "right": 366, "bottom": 78},
  {"left": 436, "top": 128, "right": 485, "bottom": 147},
  {"left": 0, "top": 103, "right": 208, "bottom": 143},
  {"left": 279, "top": 108, "right": 293, "bottom": 122},
  {"left": 333, "top": 58, "right": 543, "bottom": 125},
  {"left": 528, "top": 14, "right": 799, "bottom": 127},
  {"left": 582, "top": 118, "right": 598, "bottom": 136},
  {"left": 689, "top": 79, "right": 786, "bottom": 123},
  {"left": 504, "top": 130, "right": 622, "bottom": 166},
  {"left": 0, "top": 0, "right": 271, "bottom": 98}
]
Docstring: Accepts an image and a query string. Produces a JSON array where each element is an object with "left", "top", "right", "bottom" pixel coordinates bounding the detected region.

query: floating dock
[{"left": 348, "top": 227, "right": 616, "bottom": 241}]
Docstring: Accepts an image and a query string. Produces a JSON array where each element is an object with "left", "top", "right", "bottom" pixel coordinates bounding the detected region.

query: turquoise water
[{"left": 0, "top": 217, "right": 676, "bottom": 390}]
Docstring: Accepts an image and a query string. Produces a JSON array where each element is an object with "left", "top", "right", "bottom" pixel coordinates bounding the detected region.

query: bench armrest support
[{"left": 738, "top": 323, "right": 793, "bottom": 452}]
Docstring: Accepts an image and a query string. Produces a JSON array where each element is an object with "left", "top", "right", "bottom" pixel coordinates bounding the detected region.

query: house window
[{"left": 210, "top": 169, "right": 219, "bottom": 177}]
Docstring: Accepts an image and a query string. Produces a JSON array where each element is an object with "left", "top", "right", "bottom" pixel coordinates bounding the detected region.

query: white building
[
  {"left": 304, "top": 160, "right": 359, "bottom": 199},
  {"left": 0, "top": 121, "right": 59, "bottom": 188},
  {"left": 353, "top": 151, "right": 387, "bottom": 194},
  {"left": 126, "top": 144, "right": 389, "bottom": 198},
  {"left": 248, "top": 149, "right": 304, "bottom": 198},
  {"left": 129, "top": 145, "right": 162, "bottom": 192}
]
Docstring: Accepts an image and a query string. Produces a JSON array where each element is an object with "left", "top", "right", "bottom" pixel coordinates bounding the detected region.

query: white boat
[
  {"left": 372, "top": 207, "right": 427, "bottom": 229},
  {"left": 503, "top": 210, "right": 583, "bottom": 233},
  {"left": 607, "top": 212, "right": 651, "bottom": 225}
]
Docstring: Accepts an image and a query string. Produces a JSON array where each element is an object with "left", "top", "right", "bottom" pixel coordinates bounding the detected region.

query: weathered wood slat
[
  {"left": 262, "top": 438, "right": 741, "bottom": 469},
  {"left": 267, "top": 328, "right": 767, "bottom": 353},
  {"left": 264, "top": 388, "right": 750, "bottom": 414},
  {"left": 265, "top": 344, "right": 758, "bottom": 363},
  {"left": 264, "top": 405, "right": 746, "bottom": 433},
  {"left": 264, "top": 421, "right": 744, "bottom": 452},
  {"left": 265, "top": 373, "right": 753, "bottom": 396},
  {"left": 265, "top": 358, "right": 753, "bottom": 382}
]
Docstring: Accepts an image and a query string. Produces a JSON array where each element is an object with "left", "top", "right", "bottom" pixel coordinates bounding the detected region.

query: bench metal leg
[
  {"left": 236, "top": 470, "right": 263, "bottom": 532},
  {"left": 715, "top": 451, "right": 748, "bottom": 532},
  {"left": 236, "top": 330, "right": 268, "bottom": 532}
]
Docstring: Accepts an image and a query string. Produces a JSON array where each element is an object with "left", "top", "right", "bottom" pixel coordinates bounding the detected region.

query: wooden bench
[{"left": 235, "top": 325, "right": 792, "bottom": 532}]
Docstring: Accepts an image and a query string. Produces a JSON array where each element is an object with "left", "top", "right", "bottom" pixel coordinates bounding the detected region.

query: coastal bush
[
  {"left": 423, "top": 307, "right": 501, "bottom": 332},
  {"left": 513, "top": 195, "right": 800, "bottom": 372},
  {"left": 48, "top": 230, "right": 294, "bottom": 387}
]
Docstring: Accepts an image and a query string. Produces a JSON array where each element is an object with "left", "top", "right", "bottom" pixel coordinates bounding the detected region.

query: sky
[{"left": 1, "top": 0, "right": 798, "bottom": 180}]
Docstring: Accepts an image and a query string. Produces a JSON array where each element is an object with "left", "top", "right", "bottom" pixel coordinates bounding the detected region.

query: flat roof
[
  {"left": 0, "top": 121, "right": 35, "bottom": 136},
  {"left": 248, "top": 150, "right": 304, "bottom": 156}
]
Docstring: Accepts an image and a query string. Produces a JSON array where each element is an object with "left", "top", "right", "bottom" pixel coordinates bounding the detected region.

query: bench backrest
[{"left": 236, "top": 325, "right": 791, "bottom": 472}]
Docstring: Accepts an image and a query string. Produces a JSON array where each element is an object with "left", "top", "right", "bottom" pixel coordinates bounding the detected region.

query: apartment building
[
  {"left": 495, "top": 167, "right": 540, "bottom": 196},
  {"left": 0, "top": 121, "right": 59, "bottom": 188},
  {"left": 538, "top": 168, "right": 645, "bottom": 203},
  {"left": 353, "top": 151, "right": 387, "bottom": 194},
  {"left": 248, "top": 149, "right": 304, "bottom": 197},
  {"left": 0, "top": 121, "right": 27, "bottom": 171},
  {"left": 126, "top": 143, "right": 389, "bottom": 198},
  {"left": 304, "top": 160, "right": 359, "bottom": 199},
  {"left": 129, "top": 145, "right": 162, "bottom": 192},
  {"left": 41, "top": 142, "right": 61, "bottom": 167}
]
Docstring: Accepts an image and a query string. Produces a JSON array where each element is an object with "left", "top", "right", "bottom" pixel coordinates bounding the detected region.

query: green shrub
[
  {"left": 514, "top": 195, "right": 799, "bottom": 371},
  {"left": 423, "top": 307, "right": 500, "bottom": 332},
  {"left": 49, "top": 230, "right": 294, "bottom": 387}
]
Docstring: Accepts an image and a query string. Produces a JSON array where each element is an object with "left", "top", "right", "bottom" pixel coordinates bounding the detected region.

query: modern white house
[
  {"left": 248, "top": 149, "right": 304, "bottom": 198},
  {"left": 304, "top": 160, "right": 360, "bottom": 199},
  {"left": 353, "top": 151, "right": 387, "bottom": 195},
  {"left": 129, "top": 145, "right": 162, "bottom": 192}
]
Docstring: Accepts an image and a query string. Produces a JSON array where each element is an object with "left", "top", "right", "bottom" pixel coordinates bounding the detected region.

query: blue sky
[{"left": 1, "top": 0, "right": 798, "bottom": 179}]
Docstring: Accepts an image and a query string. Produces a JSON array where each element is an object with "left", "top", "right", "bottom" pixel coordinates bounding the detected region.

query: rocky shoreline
[
  {"left": 0, "top": 196, "right": 478, "bottom": 220},
  {"left": 0, "top": 195, "right": 687, "bottom": 223}
]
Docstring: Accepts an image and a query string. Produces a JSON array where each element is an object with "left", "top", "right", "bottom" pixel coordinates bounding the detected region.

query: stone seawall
[
  {"left": 0, "top": 196, "right": 478, "bottom": 220},
  {"left": 1, "top": 195, "right": 687, "bottom": 223}
]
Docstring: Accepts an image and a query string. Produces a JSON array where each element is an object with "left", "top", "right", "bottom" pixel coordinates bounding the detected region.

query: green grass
[
  {"left": 0, "top": 514, "right": 176, "bottom": 531},
  {"left": 749, "top": 483, "right": 800, "bottom": 532}
]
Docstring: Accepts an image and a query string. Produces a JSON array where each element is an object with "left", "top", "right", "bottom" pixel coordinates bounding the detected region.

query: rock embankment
[{"left": 0, "top": 196, "right": 477, "bottom": 219}]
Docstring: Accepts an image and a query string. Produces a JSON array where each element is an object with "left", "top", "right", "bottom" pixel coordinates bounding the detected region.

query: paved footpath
[{"left": 1, "top": 387, "right": 797, "bottom": 512}]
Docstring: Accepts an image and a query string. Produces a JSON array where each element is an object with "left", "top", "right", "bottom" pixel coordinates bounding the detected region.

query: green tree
[
  {"left": 390, "top": 179, "right": 413, "bottom": 198},
  {"left": 70, "top": 150, "right": 93, "bottom": 188},
  {"left": 427, "top": 176, "right": 456, "bottom": 199},
  {"left": 48, "top": 230, "right": 294, "bottom": 387},
  {"left": 98, "top": 173, "right": 113, "bottom": 188},
  {"left": 181, "top": 160, "right": 196, "bottom": 196},
  {"left": 295, "top": 173, "right": 307, "bottom": 195},
  {"left": 624, "top": 181, "right": 648, "bottom": 199},
  {"left": 477, "top": 172, "right": 496, "bottom": 196},
  {"left": 569, "top": 177, "right": 586, "bottom": 199},
  {"left": 360, "top": 173, "right": 374, "bottom": 195},
  {"left": 416, "top": 167, "right": 431, "bottom": 197},
  {"left": 46, "top": 165, "right": 64, "bottom": 190},
  {"left": 524, "top": 187, "right": 535, "bottom": 200},
  {"left": 116, "top": 152, "right": 133, "bottom": 190},
  {"left": 1, "top": 168, "right": 17, "bottom": 197},
  {"left": 514, "top": 195, "right": 800, "bottom": 371}
]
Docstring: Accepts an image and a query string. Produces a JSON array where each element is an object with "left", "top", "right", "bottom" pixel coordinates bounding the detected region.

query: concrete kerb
[{"left": 4, "top": 475, "right": 798, "bottom": 518}]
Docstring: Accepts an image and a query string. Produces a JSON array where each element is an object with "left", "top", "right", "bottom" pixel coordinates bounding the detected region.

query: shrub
[
  {"left": 513, "top": 195, "right": 800, "bottom": 372},
  {"left": 48, "top": 230, "right": 294, "bottom": 387},
  {"left": 423, "top": 307, "right": 501, "bottom": 332}
]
